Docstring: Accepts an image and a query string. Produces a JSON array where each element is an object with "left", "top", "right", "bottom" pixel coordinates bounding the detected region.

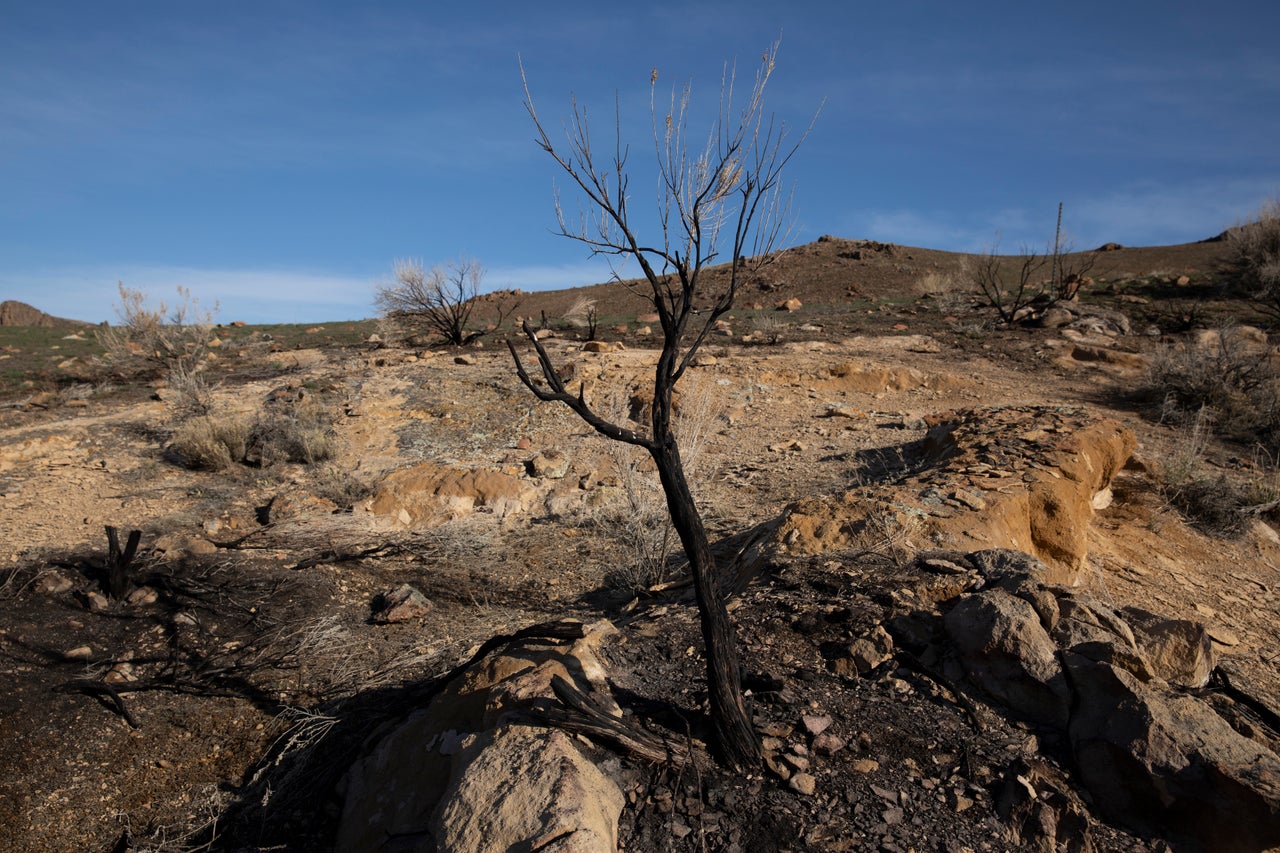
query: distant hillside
[
  {"left": 472, "top": 236, "right": 1232, "bottom": 324},
  {"left": 0, "top": 300, "right": 90, "bottom": 327}
]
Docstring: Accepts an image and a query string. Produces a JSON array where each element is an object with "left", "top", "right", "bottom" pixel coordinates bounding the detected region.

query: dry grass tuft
[
  {"left": 246, "top": 402, "right": 336, "bottom": 467},
  {"left": 592, "top": 374, "right": 726, "bottom": 592},
  {"left": 167, "top": 416, "right": 250, "bottom": 471},
  {"left": 1226, "top": 197, "right": 1280, "bottom": 317}
]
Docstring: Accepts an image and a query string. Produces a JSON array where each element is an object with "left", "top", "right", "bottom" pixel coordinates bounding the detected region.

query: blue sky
[{"left": 3, "top": 1, "right": 1277, "bottom": 324}]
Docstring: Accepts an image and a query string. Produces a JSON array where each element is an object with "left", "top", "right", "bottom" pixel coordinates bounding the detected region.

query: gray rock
[
  {"left": 1038, "top": 307, "right": 1075, "bottom": 329},
  {"left": 944, "top": 588, "right": 1071, "bottom": 729},
  {"left": 527, "top": 449, "right": 570, "bottom": 480},
  {"left": 1065, "top": 653, "right": 1280, "bottom": 851},
  {"left": 1119, "top": 606, "right": 1215, "bottom": 688}
]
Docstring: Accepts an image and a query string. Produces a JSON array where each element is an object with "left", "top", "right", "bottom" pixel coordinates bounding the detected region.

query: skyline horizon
[{"left": 4, "top": 2, "right": 1276, "bottom": 324}]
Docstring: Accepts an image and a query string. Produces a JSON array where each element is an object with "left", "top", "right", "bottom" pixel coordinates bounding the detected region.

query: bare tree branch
[{"left": 507, "top": 322, "right": 653, "bottom": 449}]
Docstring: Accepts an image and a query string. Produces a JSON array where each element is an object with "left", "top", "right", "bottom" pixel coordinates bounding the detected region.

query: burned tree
[
  {"left": 375, "top": 258, "right": 486, "bottom": 346},
  {"left": 508, "top": 44, "right": 813, "bottom": 770}
]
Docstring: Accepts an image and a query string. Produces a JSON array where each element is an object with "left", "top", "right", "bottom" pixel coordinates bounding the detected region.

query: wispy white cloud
[
  {"left": 486, "top": 259, "right": 619, "bottom": 293},
  {"left": 835, "top": 180, "right": 1279, "bottom": 253},
  {"left": 1, "top": 259, "right": 618, "bottom": 326},
  {"left": 2, "top": 266, "right": 377, "bottom": 325},
  {"left": 1070, "top": 180, "right": 1278, "bottom": 246},
  {"left": 838, "top": 208, "right": 1038, "bottom": 253}
]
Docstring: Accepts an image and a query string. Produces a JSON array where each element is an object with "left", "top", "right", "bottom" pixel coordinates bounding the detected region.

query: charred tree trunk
[
  {"left": 512, "top": 44, "right": 809, "bottom": 770},
  {"left": 651, "top": 360, "right": 761, "bottom": 771},
  {"left": 652, "top": 441, "right": 762, "bottom": 769},
  {"left": 105, "top": 526, "right": 141, "bottom": 600}
]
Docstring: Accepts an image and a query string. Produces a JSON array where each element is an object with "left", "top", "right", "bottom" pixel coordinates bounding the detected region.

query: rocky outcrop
[
  {"left": 770, "top": 407, "right": 1136, "bottom": 584},
  {"left": 944, "top": 588, "right": 1072, "bottom": 729},
  {"left": 1066, "top": 654, "right": 1280, "bottom": 851},
  {"left": 0, "top": 300, "right": 85, "bottom": 326},
  {"left": 362, "top": 461, "right": 536, "bottom": 528},
  {"left": 337, "top": 620, "right": 625, "bottom": 853},
  {"left": 933, "top": 550, "right": 1280, "bottom": 850}
]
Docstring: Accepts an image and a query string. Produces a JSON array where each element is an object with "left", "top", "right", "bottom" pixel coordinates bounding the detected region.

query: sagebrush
[
  {"left": 98, "top": 285, "right": 219, "bottom": 414},
  {"left": 1226, "top": 197, "right": 1280, "bottom": 317},
  {"left": 1144, "top": 327, "right": 1280, "bottom": 454}
]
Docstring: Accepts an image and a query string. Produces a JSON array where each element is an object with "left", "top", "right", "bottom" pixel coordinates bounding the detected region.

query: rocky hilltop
[{"left": 0, "top": 299, "right": 87, "bottom": 327}]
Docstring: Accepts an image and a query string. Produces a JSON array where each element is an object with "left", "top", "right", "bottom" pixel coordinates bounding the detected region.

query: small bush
[
  {"left": 310, "top": 466, "right": 374, "bottom": 509},
  {"left": 165, "top": 358, "right": 219, "bottom": 418},
  {"left": 562, "top": 297, "right": 600, "bottom": 340},
  {"left": 374, "top": 258, "right": 484, "bottom": 346},
  {"left": 915, "top": 270, "right": 955, "bottom": 297},
  {"left": 98, "top": 284, "right": 217, "bottom": 378},
  {"left": 246, "top": 403, "right": 335, "bottom": 467},
  {"left": 167, "top": 416, "right": 250, "bottom": 471},
  {"left": 1143, "top": 327, "right": 1280, "bottom": 453},
  {"left": 1226, "top": 197, "right": 1280, "bottom": 317},
  {"left": 1165, "top": 474, "right": 1252, "bottom": 536},
  {"left": 747, "top": 313, "right": 785, "bottom": 345},
  {"left": 1151, "top": 407, "right": 1280, "bottom": 536}
]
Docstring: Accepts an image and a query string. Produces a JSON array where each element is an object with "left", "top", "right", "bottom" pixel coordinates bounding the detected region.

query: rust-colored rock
[{"left": 364, "top": 462, "right": 535, "bottom": 528}]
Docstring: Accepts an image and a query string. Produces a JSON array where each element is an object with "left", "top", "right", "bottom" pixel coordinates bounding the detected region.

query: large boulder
[
  {"left": 943, "top": 588, "right": 1071, "bottom": 729},
  {"left": 1119, "top": 606, "right": 1215, "bottom": 689},
  {"left": 337, "top": 621, "right": 624, "bottom": 853},
  {"left": 1065, "top": 654, "right": 1280, "bottom": 851},
  {"left": 434, "top": 726, "right": 624, "bottom": 853}
]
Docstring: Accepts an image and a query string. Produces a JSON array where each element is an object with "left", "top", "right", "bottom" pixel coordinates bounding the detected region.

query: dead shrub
[
  {"left": 246, "top": 402, "right": 336, "bottom": 467},
  {"left": 167, "top": 398, "right": 336, "bottom": 472},
  {"left": 167, "top": 416, "right": 250, "bottom": 471},
  {"left": 846, "top": 506, "right": 924, "bottom": 569},
  {"left": 1143, "top": 327, "right": 1280, "bottom": 453},
  {"left": 915, "top": 270, "right": 955, "bottom": 297},
  {"left": 165, "top": 357, "right": 219, "bottom": 418},
  {"left": 375, "top": 258, "right": 484, "bottom": 346},
  {"left": 309, "top": 466, "right": 374, "bottom": 510},
  {"left": 1152, "top": 407, "right": 1261, "bottom": 537},
  {"left": 562, "top": 296, "right": 600, "bottom": 340},
  {"left": 98, "top": 283, "right": 218, "bottom": 380},
  {"left": 1225, "top": 197, "right": 1280, "bottom": 317},
  {"left": 747, "top": 313, "right": 785, "bottom": 345}
]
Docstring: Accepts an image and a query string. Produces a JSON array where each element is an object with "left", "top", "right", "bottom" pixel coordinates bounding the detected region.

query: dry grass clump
[
  {"left": 309, "top": 466, "right": 374, "bottom": 510},
  {"left": 99, "top": 283, "right": 217, "bottom": 371},
  {"left": 915, "top": 270, "right": 956, "bottom": 297},
  {"left": 847, "top": 505, "right": 924, "bottom": 570},
  {"left": 167, "top": 400, "right": 335, "bottom": 471},
  {"left": 1152, "top": 407, "right": 1280, "bottom": 536},
  {"left": 562, "top": 296, "right": 600, "bottom": 339},
  {"left": 592, "top": 374, "right": 724, "bottom": 592},
  {"left": 246, "top": 402, "right": 336, "bottom": 467},
  {"left": 98, "top": 284, "right": 222, "bottom": 419},
  {"left": 167, "top": 416, "right": 250, "bottom": 471},
  {"left": 1144, "top": 325, "right": 1280, "bottom": 534},
  {"left": 747, "top": 312, "right": 786, "bottom": 345}
]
